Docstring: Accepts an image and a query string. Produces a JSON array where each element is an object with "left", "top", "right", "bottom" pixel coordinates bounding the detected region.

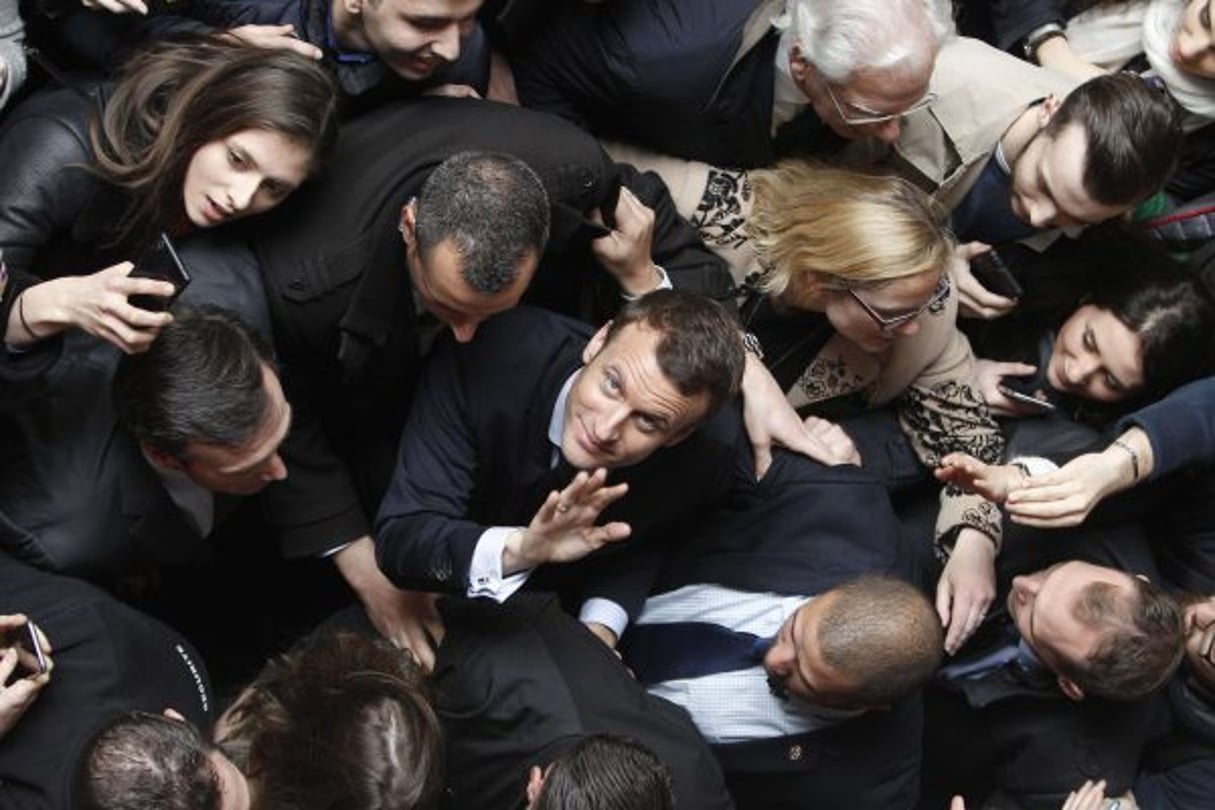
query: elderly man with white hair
[{"left": 510, "top": 0, "right": 954, "bottom": 167}]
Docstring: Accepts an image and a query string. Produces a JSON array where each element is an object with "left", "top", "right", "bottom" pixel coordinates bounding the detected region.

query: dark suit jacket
[
  {"left": 0, "top": 552, "right": 213, "bottom": 809},
  {"left": 253, "top": 97, "right": 734, "bottom": 559},
  {"left": 0, "top": 234, "right": 271, "bottom": 583},
  {"left": 639, "top": 452, "right": 924, "bottom": 810},
  {"left": 373, "top": 305, "right": 748, "bottom": 620},
  {"left": 434, "top": 594, "right": 734, "bottom": 810}
]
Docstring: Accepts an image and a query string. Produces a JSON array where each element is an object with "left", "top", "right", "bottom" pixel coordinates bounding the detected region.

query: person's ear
[
  {"left": 142, "top": 443, "right": 185, "bottom": 472},
  {"left": 524, "top": 765, "right": 546, "bottom": 807},
  {"left": 789, "top": 42, "right": 810, "bottom": 84},
  {"left": 343, "top": 0, "right": 362, "bottom": 15},
  {"left": 162, "top": 708, "right": 186, "bottom": 722},
  {"left": 399, "top": 199, "right": 418, "bottom": 248},
  {"left": 1057, "top": 675, "right": 1085, "bottom": 702},
  {"left": 582, "top": 321, "right": 612, "bottom": 365},
  {"left": 1037, "top": 94, "right": 1061, "bottom": 128}
]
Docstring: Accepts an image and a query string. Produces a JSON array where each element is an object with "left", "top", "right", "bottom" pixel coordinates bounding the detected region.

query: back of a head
[
  {"left": 113, "top": 305, "right": 275, "bottom": 459},
  {"left": 74, "top": 712, "right": 219, "bottom": 810},
  {"left": 1047, "top": 73, "right": 1184, "bottom": 208},
  {"left": 415, "top": 150, "right": 551, "bottom": 295},
  {"left": 1064, "top": 577, "right": 1184, "bottom": 701},
  {"left": 603, "top": 289, "right": 745, "bottom": 415},
  {"left": 788, "top": 0, "right": 954, "bottom": 82},
  {"left": 224, "top": 633, "right": 444, "bottom": 810},
  {"left": 748, "top": 162, "right": 954, "bottom": 297},
  {"left": 817, "top": 576, "right": 944, "bottom": 706},
  {"left": 532, "top": 735, "right": 675, "bottom": 810}
]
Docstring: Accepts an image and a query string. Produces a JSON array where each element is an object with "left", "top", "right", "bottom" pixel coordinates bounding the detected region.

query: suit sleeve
[
  {"left": 987, "top": 0, "right": 1067, "bottom": 53},
  {"left": 614, "top": 162, "right": 737, "bottom": 307},
  {"left": 1117, "top": 376, "right": 1215, "bottom": 480},
  {"left": 373, "top": 341, "right": 490, "bottom": 591}
]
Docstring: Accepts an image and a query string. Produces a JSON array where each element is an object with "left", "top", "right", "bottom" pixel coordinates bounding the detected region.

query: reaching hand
[
  {"left": 936, "top": 452, "right": 1024, "bottom": 504},
  {"left": 1061, "top": 780, "right": 1108, "bottom": 810},
  {"left": 952, "top": 242, "right": 1017, "bottom": 320},
  {"left": 1006, "top": 456, "right": 1126, "bottom": 528},
  {"left": 225, "top": 24, "right": 324, "bottom": 60},
  {"left": 741, "top": 353, "right": 860, "bottom": 477},
  {"left": 973, "top": 358, "right": 1041, "bottom": 416},
  {"left": 423, "top": 83, "right": 482, "bottom": 99},
  {"left": 0, "top": 614, "right": 52, "bottom": 740},
  {"left": 936, "top": 529, "right": 997, "bottom": 655},
  {"left": 590, "top": 187, "right": 661, "bottom": 297},
  {"left": 504, "top": 469, "right": 631, "bottom": 574},
  {"left": 333, "top": 538, "right": 443, "bottom": 671}
]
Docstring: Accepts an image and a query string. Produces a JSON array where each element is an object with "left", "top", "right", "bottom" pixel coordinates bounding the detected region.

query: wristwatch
[
  {"left": 1022, "top": 22, "right": 1067, "bottom": 63},
  {"left": 741, "top": 331, "right": 764, "bottom": 360}
]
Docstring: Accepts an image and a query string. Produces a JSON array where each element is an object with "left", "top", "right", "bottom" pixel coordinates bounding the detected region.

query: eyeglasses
[
  {"left": 823, "top": 83, "right": 938, "bottom": 126},
  {"left": 847, "top": 274, "right": 950, "bottom": 333}
]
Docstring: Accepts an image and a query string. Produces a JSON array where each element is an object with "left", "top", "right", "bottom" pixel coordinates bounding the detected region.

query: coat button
[
  {"left": 288, "top": 278, "right": 305, "bottom": 291},
  {"left": 787, "top": 744, "right": 802, "bottom": 761}
]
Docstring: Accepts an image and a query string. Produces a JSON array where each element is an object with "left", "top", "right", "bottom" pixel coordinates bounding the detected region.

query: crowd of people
[{"left": 2, "top": 0, "right": 1215, "bottom": 808}]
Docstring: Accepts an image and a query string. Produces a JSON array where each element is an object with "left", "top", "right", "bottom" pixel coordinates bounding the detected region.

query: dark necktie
[
  {"left": 621, "top": 621, "right": 774, "bottom": 686},
  {"left": 939, "top": 616, "right": 1050, "bottom": 687}
]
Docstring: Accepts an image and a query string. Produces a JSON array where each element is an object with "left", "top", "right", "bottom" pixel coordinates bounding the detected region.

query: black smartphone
[
  {"left": 971, "top": 250, "right": 1023, "bottom": 299},
  {"left": 998, "top": 374, "right": 1056, "bottom": 412},
  {"left": 4, "top": 620, "right": 48, "bottom": 676},
  {"left": 128, "top": 232, "right": 191, "bottom": 312}
]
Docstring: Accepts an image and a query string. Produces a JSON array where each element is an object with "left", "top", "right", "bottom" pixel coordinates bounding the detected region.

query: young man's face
[
  {"left": 1008, "top": 122, "right": 1129, "bottom": 231},
  {"left": 560, "top": 322, "right": 710, "bottom": 471},
  {"left": 356, "top": 0, "right": 482, "bottom": 80},
  {"left": 176, "top": 364, "right": 292, "bottom": 496}
]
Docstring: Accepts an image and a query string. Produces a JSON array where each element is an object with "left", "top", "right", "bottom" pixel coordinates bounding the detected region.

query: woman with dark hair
[
  {"left": 968, "top": 229, "right": 1215, "bottom": 425},
  {"left": 0, "top": 36, "right": 338, "bottom": 356}
]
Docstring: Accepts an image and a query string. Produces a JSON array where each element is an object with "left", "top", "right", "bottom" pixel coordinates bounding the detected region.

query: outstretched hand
[
  {"left": 952, "top": 242, "right": 1017, "bottom": 320},
  {"left": 503, "top": 469, "right": 631, "bottom": 574},
  {"left": 936, "top": 452, "right": 1023, "bottom": 504}
]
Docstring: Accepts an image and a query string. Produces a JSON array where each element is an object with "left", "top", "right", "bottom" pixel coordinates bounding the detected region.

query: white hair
[{"left": 780, "top": 0, "right": 956, "bottom": 82}]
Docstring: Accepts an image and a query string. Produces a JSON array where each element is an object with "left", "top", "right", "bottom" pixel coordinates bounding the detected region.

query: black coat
[{"left": 254, "top": 97, "right": 734, "bottom": 559}]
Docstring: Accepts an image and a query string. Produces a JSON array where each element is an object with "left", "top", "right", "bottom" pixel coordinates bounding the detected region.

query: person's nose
[
  {"left": 871, "top": 117, "right": 902, "bottom": 144},
  {"left": 431, "top": 23, "right": 461, "bottom": 62},
  {"left": 892, "top": 316, "right": 921, "bottom": 338},
  {"left": 1025, "top": 197, "right": 1058, "bottom": 229},
  {"left": 227, "top": 174, "right": 261, "bottom": 213},
  {"left": 1177, "top": 31, "right": 1205, "bottom": 64},
  {"left": 597, "top": 404, "right": 629, "bottom": 441}
]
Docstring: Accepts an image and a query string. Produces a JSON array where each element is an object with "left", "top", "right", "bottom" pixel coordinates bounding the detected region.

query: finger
[
  {"left": 283, "top": 37, "right": 325, "bottom": 60},
  {"left": 995, "top": 361, "right": 1037, "bottom": 377},
  {"left": 585, "top": 522, "right": 632, "bottom": 548},
  {"left": 120, "top": 276, "right": 177, "bottom": 300},
  {"left": 0, "top": 614, "right": 27, "bottom": 632},
  {"left": 949, "top": 797, "right": 967, "bottom": 810},
  {"left": 1005, "top": 480, "right": 1073, "bottom": 504},
  {"left": 585, "top": 481, "right": 629, "bottom": 513},
  {"left": 558, "top": 470, "right": 590, "bottom": 504},
  {"left": 5, "top": 673, "right": 50, "bottom": 705},
  {"left": 959, "top": 241, "right": 992, "bottom": 260},
  {"left": 405, "top": 630, "right": 436, "bottom": 672},
  {"left": 538, "top": 489, "right": 563, "bottom": 522},
  {"left": 0, "top": 647, "right": 17, "bottom": 683},
  {"left": 945, "top": 599, "right": 970, "bottom": 654},
  {"left": 934, "top": 577, "right": 953, "bottom": 631},
  {"left": 753, "top": 444, "right": 773, "bottom": 480}
]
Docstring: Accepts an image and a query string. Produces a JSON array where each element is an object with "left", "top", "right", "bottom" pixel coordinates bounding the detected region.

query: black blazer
[
  {"left": 373, "top": 305, "right": 748, "bottom": 620},
  {"left": 252, "top": 96, "right": 734, "bottom": 558},
  {"left": 0, "top": 552, "right": 213, "bottom": 809},
  {"left": 435, "top": 593, "right": 735, "bottom": 810},
  {"left": 0, "top": 234, "right": 272, "bottom": 582},
  {"left": 641, "top": 452, "right": 924, "bottom": 810}
]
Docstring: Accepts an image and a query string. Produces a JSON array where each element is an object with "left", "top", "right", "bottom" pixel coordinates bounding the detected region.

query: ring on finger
[{"left": 556, "top": 504, "right": 571, "bottom": 513}]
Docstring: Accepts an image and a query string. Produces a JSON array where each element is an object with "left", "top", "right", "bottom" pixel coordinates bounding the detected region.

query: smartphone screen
[
  {"left": 128, "top": 232, "right": 191, "bottom": 312},
  {"left": 971, "top": 250, "right": 1023, "bottom": 299}
]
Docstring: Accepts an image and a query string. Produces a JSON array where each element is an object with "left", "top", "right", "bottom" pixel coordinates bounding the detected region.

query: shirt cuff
[
  {"left": 578, "top": 598, "right": 629, "bottom": 640},
  {"left": 620, "top": 264, "right": 671, "bottom": 301},
  {"left": 1010, "top": 455, "right": 1058, "bottom": 476},
  {"left": 467, "top": 526, "right": 531, "bottom": 601}
]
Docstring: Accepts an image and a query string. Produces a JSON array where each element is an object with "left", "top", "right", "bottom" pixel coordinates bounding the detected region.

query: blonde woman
[{"left": 607, "top": 148, "right": 1006, "bottom": 653}]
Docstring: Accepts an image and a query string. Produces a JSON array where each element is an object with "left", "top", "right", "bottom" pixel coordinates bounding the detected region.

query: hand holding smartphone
[
  {"left": 998, "top": 374, "right": 1056, "bottom": 412},
  {"left": 2, "top": 618, "right": 49, "bottom": 677},
  {"left": 128, "top": 232, "right": 191, "bottom": 312}
]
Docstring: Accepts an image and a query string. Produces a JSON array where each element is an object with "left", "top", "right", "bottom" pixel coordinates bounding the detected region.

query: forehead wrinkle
[{"left": 611, "top": 347, "right": 687, "bottom": 422}]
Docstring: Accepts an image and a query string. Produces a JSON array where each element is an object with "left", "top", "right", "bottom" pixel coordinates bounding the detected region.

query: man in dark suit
[
  {"left": 251, "top": 98, "right": 736, "bottom": 655},
  {"left": 619, "top": 452, "right": 941, "bottom": 809},
  {"left": 0, "top": 296, "right": 289, "bottom": 585},
  {"left": 922, "top": 558, "right": 1185, "bottom": 810},
  {"left": 0, "top": 552, "right": 213, "bottom": 809},
  {"left": 374, "top": 290, "right": 747, "bottom": 643}
]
